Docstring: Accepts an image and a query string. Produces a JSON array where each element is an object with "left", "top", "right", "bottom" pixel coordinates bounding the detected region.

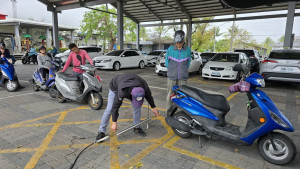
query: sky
[{"left": 0, "top": 0, "right": 299, "bottom": 44}]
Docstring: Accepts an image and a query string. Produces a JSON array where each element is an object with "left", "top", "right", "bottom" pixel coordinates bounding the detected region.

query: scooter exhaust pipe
[{"left": 165, "top": 116, "right": 190, "bottom": 132}]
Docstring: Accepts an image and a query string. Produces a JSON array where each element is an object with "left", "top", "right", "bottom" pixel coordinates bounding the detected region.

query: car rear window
[
  {"left": 269, "top": 51, "right": 300, "bottom": 60},
  {"left": 148, "top": 51, "right": 162, "bottom": 56},
  {"left": 210, "top": 54, "right": 239, "bottom": 63},
  {"left": 235, "top": 50, "right": 254, "bottom": 57}
]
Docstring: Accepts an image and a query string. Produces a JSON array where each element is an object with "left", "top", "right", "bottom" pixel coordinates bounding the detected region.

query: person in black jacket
[{"left": 96, "top": 73, "right": 159, "bottom": 142}]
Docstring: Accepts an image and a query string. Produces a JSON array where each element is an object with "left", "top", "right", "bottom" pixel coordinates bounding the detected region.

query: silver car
[{"left": 260, "top": 50, "right": 300, "bottom": 82}]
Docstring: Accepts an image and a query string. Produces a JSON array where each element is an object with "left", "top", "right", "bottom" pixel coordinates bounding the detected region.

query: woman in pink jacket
[{"left": 61, "top": 43, "right": 94, "bottom": 80}]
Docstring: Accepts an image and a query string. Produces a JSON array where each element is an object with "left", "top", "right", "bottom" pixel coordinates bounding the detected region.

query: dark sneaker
[
  {"left": 96, "top": 132, "right": 105, "bottom": 142},
  {"left": 134, "top": 127, "right": 146, "bottom": 137}
]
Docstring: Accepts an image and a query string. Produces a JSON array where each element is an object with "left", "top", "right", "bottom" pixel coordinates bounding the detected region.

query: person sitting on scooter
[
  {"left": 0, "top": 42, "right": 14, "bottom": 64},
  {"left": 96, "top": 73, "right": 160, "bottom": 142},
  {"left": 28, "top": 44, "right": 37, "bottom": 56},
  {"left": 37, "top": 46, "right": 52, "bottom": 84},
  {"left": 60, "top": 43, "right": 94, "bottom": 80}
]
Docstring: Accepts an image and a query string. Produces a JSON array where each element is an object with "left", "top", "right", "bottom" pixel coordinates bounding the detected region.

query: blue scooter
[
  {"left": 30, "top": 58, "right": 62, "bottom": 98},
  {"left": 0, "top": 57, "right": 19, "bottom": 92},
  {"left": 166, "top": 64, "right": 296, "bottom": 165}
]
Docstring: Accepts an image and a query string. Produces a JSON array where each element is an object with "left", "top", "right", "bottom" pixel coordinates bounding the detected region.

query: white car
[
  {"left": 202, "top": 52, "right": 249, "bottom": 81},
  {"left": 155, "top": 51, "right": 202, "bottom": 76},
  {"left": 93, "top": 49, "right": 147, "bottom": 71},
  {"left": 260, "top": 49, "right": 300, "bottom": 82},
  {"left": 55, "top": 46, "right": 103, "bottom": 64},
  {"left": 147, "top": 50, "right": 166, "bottom": 66}
]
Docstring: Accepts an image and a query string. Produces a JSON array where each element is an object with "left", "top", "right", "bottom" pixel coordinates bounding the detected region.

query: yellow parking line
[
  {"left": 23, "top": 106, "right": 85, "bottom": 169},
  {"left": 110, "top": 119, "right": 120, "bottom": 169},
  {"left": 163, "top": 136, "right": 241, "bottom": 169}
]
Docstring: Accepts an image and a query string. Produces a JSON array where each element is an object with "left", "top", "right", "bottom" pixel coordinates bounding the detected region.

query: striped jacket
[{"left": 165, "top": 45, "right": 192, "bottom": 80}]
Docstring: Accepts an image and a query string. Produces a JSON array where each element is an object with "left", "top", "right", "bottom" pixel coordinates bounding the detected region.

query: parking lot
[{"left": 0, "top": 61, "right": 299, "bottom": 169}]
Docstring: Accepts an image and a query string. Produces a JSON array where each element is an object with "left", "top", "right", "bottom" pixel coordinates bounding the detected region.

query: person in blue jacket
[
  {"left": 51, "top": 46, "right": 58, "bottom": 57},
  {"left": 165, "top": 30, "right": 192, "bottom": 111}
]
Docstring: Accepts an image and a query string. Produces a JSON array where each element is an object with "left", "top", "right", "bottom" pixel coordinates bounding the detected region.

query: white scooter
[{"left": 55, "top": 65, "right": 103, "bottom": 110}]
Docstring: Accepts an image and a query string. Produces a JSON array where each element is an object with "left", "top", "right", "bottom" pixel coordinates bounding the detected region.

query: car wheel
[
  {"left": 198, "top": 65, "right": 203, "bottom": 75},
  {"left": 113, "top": 62, "right": 120, "bottom": 71},
  {"left": 202, "top": 77, "right": 208, "bottom": 80},
  {"left": 138, "top": 61, "right": 145, "bottom": 69}
]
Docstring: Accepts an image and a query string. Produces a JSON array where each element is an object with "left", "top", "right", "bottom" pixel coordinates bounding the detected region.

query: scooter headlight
[
  {"left": 270, "top": 111, "right": 288, "bottom": 128},
  {"left": 256, "top": 78, "right": 265, "bottom": 87}
]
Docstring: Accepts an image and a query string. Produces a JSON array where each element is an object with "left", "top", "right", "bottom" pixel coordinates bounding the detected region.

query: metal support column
[
  {"left": 117, "top": 0, "right": 124, "bottom": 50},
  {"left": 283, "top": 1, "right": 296, "bottom": 49},
  {"left": 52, "top": 9, "right": 59, "bottom": 50},
  {"left": 136, "top": 23, "right": 140, "bottom": 50},
  {"left": 46, "top": 27, "right": 51, "bottom": 48},
  {"left": 71, "top": 30, "right": 74, "bottom": 43},
  {"left": 187, "top": 21, "right": 192, "bottom": 48},
  {"left": 14, "top": 24, "right": 21, "bottom": 53},
  {"left": 230, "top": 11, "right": 236, "bottom": 51}
]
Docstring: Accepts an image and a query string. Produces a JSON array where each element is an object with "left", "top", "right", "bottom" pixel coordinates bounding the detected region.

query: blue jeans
[{"left": 98, "top": 89, "right": 142, "bottom": 133}]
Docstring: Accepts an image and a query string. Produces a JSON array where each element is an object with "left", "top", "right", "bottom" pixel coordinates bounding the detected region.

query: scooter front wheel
[
  {"left": 22, "top": 59, "right": 27, "bottom": 64},
  {"left": 88, "top": 92, "right": 103, "bottom": 110},
  {"left": 49, "top": 85, "right": 57, "bottom": 98},
  {"left": 258, "top": 132, "right": 297, "bottom": 165},
  {"left": 5, "top": 80, "right": 19, "bottom": 92},
  {"left": 172, "top": 111, "right": 192, "bottom": 138}
]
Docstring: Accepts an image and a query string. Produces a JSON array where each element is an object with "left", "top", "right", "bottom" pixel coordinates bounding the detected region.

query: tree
[
  {"left": 262, "top": 37, "right": 275, "bottom": 54},
  {"left": 125, "top": 22, "right": 148, "bottom": 42},
  {"left": 154, "top": 26, "right": 170, "bottom": 49},
  {"left": 80, "top": 5, "right": 138, "bottom": 51},
  {"left": 278, "top": 35, "right": 285, "bottom": 43}
]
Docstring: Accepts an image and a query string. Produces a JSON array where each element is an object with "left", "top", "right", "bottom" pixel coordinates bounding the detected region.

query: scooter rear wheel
[
  {"left": 172, "top": 111, "right": 192, "bottom": 138},
  {"left": 56, "top": 91, "right": 66, "bottom": 103},
  {"left": 88, "top": 92, "right": 103, "bottom": 110},
  {"left": 22, "top": 59, "right": 27, "bottom": 64},
  {"left": 257, "top": 132, "right": 296, "bottom": 165},
  {"left": 49, "top": 85, "right": 57, "bottom": 98}
]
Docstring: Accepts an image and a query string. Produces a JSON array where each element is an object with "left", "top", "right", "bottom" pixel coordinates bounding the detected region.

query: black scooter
[{"left": 22, "top": 52, "right": 37, "bottom": 64}]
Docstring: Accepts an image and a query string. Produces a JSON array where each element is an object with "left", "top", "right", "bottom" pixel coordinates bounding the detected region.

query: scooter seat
[
  {"left": 178, "top": 85, "right": 230, "bottom": 113},
  {"left": 57, "top": 72, "right": 79, "bottom": 81}
]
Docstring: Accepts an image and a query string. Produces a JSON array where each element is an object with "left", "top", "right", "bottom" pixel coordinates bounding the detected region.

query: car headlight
[
  {"left": 257, "top": 78, "right": 265, "bottom": 87},
  {"left": 204, "top": 65, "right": 209, "bottom": 69},
  {"left": 225, "top": 66, "right": 232, "bottom": 70},
  {"left": 270, "top": 111, "right": 288, "bottom": 128},
  {"left": 103, "top": 59, "right": 112, "bottom": 63}
]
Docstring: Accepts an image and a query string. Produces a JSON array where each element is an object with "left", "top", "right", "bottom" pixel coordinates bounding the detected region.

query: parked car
[
  {"left": 155, "top": 51, "right": 202, "bottom": 76},
  {"left": 234, "top": 49, "right": 262, "bottom": 73},
  {"left": 93, "top": 49, "right": 147, "bottom": 71},
  {"left": 200, "top": 52, "right": 217, "bottom": 65},
  {"left": 147, "top": 50, "right": 166, "bottom": 66},
  {"left": 260, "top": 49, "right": 300, "bottom": 83},
  {"left": 202, "top": 52, "right": 249, "bottom": 81},
  {"left": 55, "top": 46, "right": 103, "bottom": 64}
]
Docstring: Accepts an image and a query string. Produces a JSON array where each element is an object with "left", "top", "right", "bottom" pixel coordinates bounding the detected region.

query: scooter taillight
[
  {"left": 95, "top": 74, "right": 102, "bottom": 82},
  {"left": 170, "top": 94, "right": 176, "bottom": 99}
]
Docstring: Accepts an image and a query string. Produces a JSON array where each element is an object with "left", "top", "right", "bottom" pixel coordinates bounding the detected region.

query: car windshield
[
  {"left": 235, "top": 50, "right": 254, "bottom": 57},
  {"left": 148, "top": 51, "right": 162, "bottom": 56},
  {"left": 200, "top": 53, "right": 216, "bottom": 58},
  {"left": 210, "top": 54, "right": 239, "bottom": 62},
  {"left": 269, "top": 51, "right": 300, "bottom": 60},
  {"left": 106, "top": 50, "right": 124, "bottom": 56}
]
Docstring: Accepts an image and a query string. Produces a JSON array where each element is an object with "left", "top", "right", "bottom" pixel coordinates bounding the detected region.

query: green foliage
[
  {"left": 80, "top": 5, "right": 138, "bottom": 50},
  {"left": 262, "top": 37, "right": 275, "bottom": 54},
  {"left": 278, "top": 35, "right": 285, "bottom": 43}
]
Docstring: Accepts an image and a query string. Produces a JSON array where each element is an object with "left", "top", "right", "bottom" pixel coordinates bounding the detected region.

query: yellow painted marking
[
  {"left": 110, "top": 120, "right": 120, "bottom": 169},
  {"left": 0, "top": 147, "right": 38, "bottom": 154},
  {"left": 23, "top": 106, "right": 87, "bottom": 169},
  {"left": 227, "top": 92, "right": 239, "bottom": 101},
  {"left": 163, "top": 136, "right": 241, "bottom": 169},
  {"left": 120, "top": 116, "right": 173, "bottom": 169}
]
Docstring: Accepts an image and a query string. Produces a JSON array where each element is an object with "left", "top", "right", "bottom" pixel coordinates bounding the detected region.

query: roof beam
[
  {"left": 140, "top": 12, "right": 300, "bottom": 27},
  {"left": 55, "top": 0, "right": 116, "bottom": 11},
  {"left": 139, "top": 0, "right": 162, "bottom": 21},
  {"left": 110, "top": 3, "right": 140, "bottom": 23},
  {"left": 37, "top": 0, "right": 52, "bottom": 6},
  {"left": 173, "top": 0, "right": 191, "bottom": 20},
  {"left": 152, "top": 0, "right": 179, "bottom": 11}
]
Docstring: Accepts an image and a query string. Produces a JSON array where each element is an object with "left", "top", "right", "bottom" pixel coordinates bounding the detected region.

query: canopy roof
[{"left": 38, "top": 0, "right": 300, "bottom": 23}]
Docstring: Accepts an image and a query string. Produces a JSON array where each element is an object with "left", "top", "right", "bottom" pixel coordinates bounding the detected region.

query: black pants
[{"left": 39, "top": 68, "right": 49, "bottom": 79}]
